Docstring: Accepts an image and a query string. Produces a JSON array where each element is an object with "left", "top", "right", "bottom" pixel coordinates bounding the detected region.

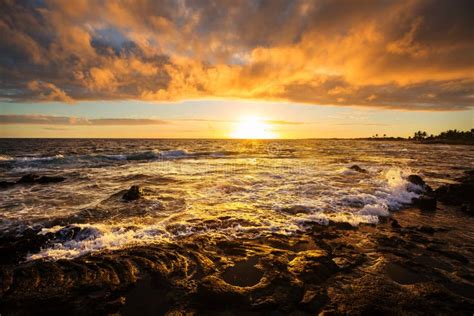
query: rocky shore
[{"left": 0, "top": 171, "right": 473, "bottom": 315}]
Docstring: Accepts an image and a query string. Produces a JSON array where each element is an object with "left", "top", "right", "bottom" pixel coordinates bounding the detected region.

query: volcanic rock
[
  {"left": 0, "top": 181, "right": 15, "bottom": 189},
  {"left": 122, "top": 185, "right": 144, "bottom": 201},
  {"left": 407, "top": 174, "right": 433, "bottom": 193},
  {"left": 349, "top": 165, "right": 367, "bottom": 173},
  {"left": 412, "top": 195, "right": 437, "bottom": 212},
  {"left": 16, "top": 174, "right": 65, "bottom": 185},
  {"left": 434, "top": 170, "right": 474, "bottom": 214}
]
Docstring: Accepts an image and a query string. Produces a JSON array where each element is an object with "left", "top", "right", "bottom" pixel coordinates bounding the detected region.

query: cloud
[
  {"left": 0, "top": 0, "right": 473, "bottom": 110},
  {"left": 0, "top": 115, "right": 168, "bottom": 125},
  {"left": 177, "top": 118, "right": 306, "bottom": 125},
  {"left": 27, "top": 80, "right": 74, "bottom": 103}
]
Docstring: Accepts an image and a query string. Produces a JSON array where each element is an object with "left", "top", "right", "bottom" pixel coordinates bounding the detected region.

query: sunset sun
[{"left": 230, "top": 116, "right": 277, "bottom": 139}]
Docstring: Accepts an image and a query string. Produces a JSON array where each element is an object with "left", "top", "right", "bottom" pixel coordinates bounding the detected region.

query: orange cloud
[{"left": 0, "top": 0, "right": 473, "bottom": 110}]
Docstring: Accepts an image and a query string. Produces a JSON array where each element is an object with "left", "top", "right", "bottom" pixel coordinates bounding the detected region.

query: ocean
[{"left": 1, "top": 138, "right": 473, "bottom": 261}]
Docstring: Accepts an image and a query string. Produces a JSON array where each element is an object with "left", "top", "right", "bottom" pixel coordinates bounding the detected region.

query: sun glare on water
[{"left": 230, "top": 116, "right": 278, "bottom": 139}]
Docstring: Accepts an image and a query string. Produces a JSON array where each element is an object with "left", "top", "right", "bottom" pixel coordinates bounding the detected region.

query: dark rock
[
  {"left": 391, "top": 219, "right": 401, "bottom": 229},
  {"left": 0, "top": 181, "right": 15, "bottom": 188},
  {"left": 412, "top": 195, "right": 437, "bottom": 212},
  {"left": 417, "top": 225, "right": 435, "bottom": 234},
  {"left": 16, "top": 174, "right": 66, "bottom": 185},
  {"left": 332, "top": 254, "right": 366, "bottom": 270},
  {"left": 195, "top": 276, "right": 248, "bottom": 306},
  {"left": 299, "top": 288, "right": 329, "bottom": 312},
  {"left": 288, "top": 250, "right": 338, "bottom": 284},
  {"left": 0, "top": 228, "right": 48, "bottom": 264},
  {"left": 221, "top": 256, "right": 263, "bottom": 287},
  {"left": 349, "top": 165, "right": 367, "bottom": 173},
  {"left": 434, "top": 170, "right": 474, "bottom": 214},
  {"left": 386, "top": 262, "right": 429, "bottom": 285},
  {"left": 461, "top": 203, "right": 473, "bottom": 215},
  {"left": 376, "top": 235, "right": 407, "bottom": 248},
  {"left": 17, "top": 174, "right": 41, "bottom": 184},
  {"left": 328, "top": 221, "right": 355, "bottom": 230},
  {"left": 407, "top": 174, "right": 433, "bottom": 193},
  {"left": 426, "top": 245, "right": 469, "bottom": 264},
  {"left": 407, "top": 175, "right": 426, "bottom": 186},
  {"left": 37, "top": 176, "right": 66, "bottom": 184},
  {"left": 122, "top": 185, "right": 144, "bottom": 201}
]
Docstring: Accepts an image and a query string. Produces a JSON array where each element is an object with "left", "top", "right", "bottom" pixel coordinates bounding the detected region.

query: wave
[
  {"left": 28, "top": 223, "right": 171, "bottom": 260},
  {"left": 0, "top": 149, "right": 223, "bottom": 169},
  {"left": 16, "top": 166, "right": 427, "bottom": 261},
  {"left": 1, "top": 154, "right": 65, "bottom": 162}
]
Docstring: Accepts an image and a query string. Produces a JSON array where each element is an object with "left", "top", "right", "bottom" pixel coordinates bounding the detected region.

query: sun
[{"left": 230, "top": 116, "right": 278, "bottom": 139}]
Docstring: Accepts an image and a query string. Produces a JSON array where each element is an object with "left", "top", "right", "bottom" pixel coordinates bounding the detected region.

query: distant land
[{"left": 360, "top": 129, "right": 474, "bottom": 145}]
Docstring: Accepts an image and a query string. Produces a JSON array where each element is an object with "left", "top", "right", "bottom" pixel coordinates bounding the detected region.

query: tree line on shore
[
  {"left": 368, "top": 129, "right": 473, "bottom": 142},
  {"left": 410, "top": 129, "right": 473, "bottom": 141}
]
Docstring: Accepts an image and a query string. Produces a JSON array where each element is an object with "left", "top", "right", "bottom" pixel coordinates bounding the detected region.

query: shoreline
[
  {"left": 359, "top": 138, "right": 474, "bottom": 145},
  {"left": 0, "top": 171, "right": 473, "bottom": 314}
]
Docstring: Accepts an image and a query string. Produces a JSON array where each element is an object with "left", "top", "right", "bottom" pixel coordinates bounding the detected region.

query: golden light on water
[{"left": 230, "top": 116, "right": 278, "bottom": 139}]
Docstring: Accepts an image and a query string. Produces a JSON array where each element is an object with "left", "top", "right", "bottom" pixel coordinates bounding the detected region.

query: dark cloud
[{"left": 0, "top": 0, "right": 472, "bottom": 110}]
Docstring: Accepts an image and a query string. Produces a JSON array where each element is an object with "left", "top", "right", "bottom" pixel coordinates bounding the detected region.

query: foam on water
[
  {"left": 28, "top": 223, "right": 170, "bottom": 260},
  {"left": 23, "top": 167, "right": 424, "bottom": 260},
  {"left": 1, "top": 139, "right": 471, "bottom": 261},
  {"left": 7, "top": 154, "right": 65, "bottom": 162}
]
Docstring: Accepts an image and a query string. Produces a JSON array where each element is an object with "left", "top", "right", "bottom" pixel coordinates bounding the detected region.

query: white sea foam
[
  {"left": 14, "top": 154, "right": 65, "bottom": 162},
  {"left": 28, "top": 223, "right": 172, "bottom": 261},
  {"left": 159, "top": 149, "right": 190, "bottom": 158},
  {"left": 358, "top": 203, "right": 389, "bottom": 216}
]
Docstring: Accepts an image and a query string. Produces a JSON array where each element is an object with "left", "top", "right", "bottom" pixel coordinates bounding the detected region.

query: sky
[{"left": 0, "top": 0, "right": 473, "bottom": 138}]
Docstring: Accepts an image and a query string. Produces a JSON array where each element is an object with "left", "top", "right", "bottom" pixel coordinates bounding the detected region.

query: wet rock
[
  {"left": 216, "top": 240, "right": 247, "bottom": 256},
  {"left": 461, "top": 203, "right": 474, "bottom": 215},
  {"left": 412, "top": 195, "right": 437, "bottom": 212},
  {"left": 328, "top": 221, "right": 355, "bottom": 230},
  {"left": 0, "top": 228, "right": 48, "bottom": 264},
  {"left": 386, "top": 262, "right": 429, "bottom": 285},
  {"left": 0, "top": 181, "right": 15, "bottom": 189},
  {"left": 37, "top": 176, "right": 66, "bottom": 184},
  {"left": 122, "top": 185, "right": 144, "bottom": 201},
  {"left": 407, "top": 175, "right": 426, "bottom": 186},
  {"left": 435, "top": 170, "right": 474, "bottom": 214},
  {"left": 16, "top": 174, "right": 41, "bottom": 184},
  {"left": 426, "top": 245, "right": 469, "bottom": 264},
  {"left": 221, "top": 256, "right": 263, "bottom": 287},
  {"left": 288, "top": 250, "right": 338, "bottom": 284},
  {"left": 299, "top": 288, "right": 329, "bottom": 312},
  {"left": 349, "top": 165, "right": 367, "bottom": 173},
  {"left": 407, "top": 174, "right": 433, "bottom": 193},
  {"left": 376, "top": 235, "right": 408, "bottom": 249},
  {"left": 16, "top": 174, "right": 65, "bottom": 185},
  {"left": 195, "top": 276, "right": 248, "bottom": 306},
  {"left": 390, "top": 219, "right": 401, "bottom": 229},
  {"left": 44, "top": 225, "right": 102, "bottom": 243},
  {"left": 332, "top": 254, "right": 366, "bottom": 270},
  {"left": 417, "top": 225, "right": 435, "bottom": 234}
]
